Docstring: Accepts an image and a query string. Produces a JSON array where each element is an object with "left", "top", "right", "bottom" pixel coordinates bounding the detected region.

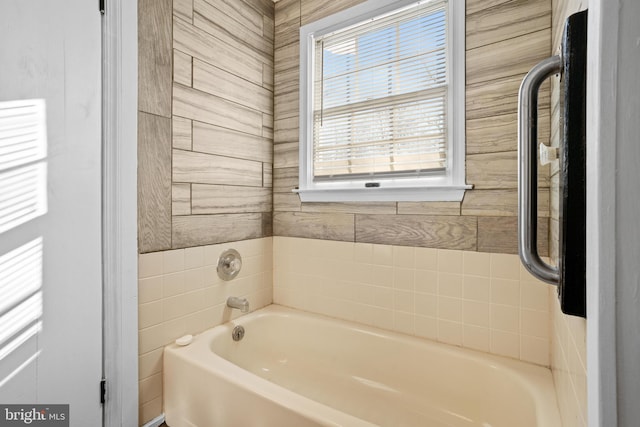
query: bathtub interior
[{"left": 202, "top": 306, "right": 556, "bottom": 427}]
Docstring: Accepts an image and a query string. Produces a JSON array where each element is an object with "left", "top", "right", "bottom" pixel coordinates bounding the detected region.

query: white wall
[
  {"left": 610, "top": 0, "right": 640, "bottom": 424},
  {"left": 587, "top": 0, "right": 640, "bottom": 425}
]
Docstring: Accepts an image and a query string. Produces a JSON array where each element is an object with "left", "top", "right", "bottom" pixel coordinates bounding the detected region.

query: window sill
[{"left": 295, "top": 185, "right": 472, "bottom": 203}]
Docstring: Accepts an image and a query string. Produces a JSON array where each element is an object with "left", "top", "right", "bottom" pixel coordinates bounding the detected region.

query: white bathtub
[{"left": 164, "top": 305, "right": 561, "bottom": 427}]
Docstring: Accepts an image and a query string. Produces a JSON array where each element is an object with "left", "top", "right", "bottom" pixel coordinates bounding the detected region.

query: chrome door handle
[{"left": 518, "top": 55, "right": 562, "bottom": 285}]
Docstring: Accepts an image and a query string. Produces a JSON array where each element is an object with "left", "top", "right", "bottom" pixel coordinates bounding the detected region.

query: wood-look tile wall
[
  {"left": 138, "top": 0, "right": 275, "bottom": 253},
  {"left": 138, "top": 0, "right": 173, "bottom": 253},
  {"left": 272, "top": 0, "right": 552, "bottom": 255}
]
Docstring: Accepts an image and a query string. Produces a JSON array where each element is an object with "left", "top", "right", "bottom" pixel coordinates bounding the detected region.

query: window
[{"left": 298, "top": 0, "right": 468, "bottom": 202}]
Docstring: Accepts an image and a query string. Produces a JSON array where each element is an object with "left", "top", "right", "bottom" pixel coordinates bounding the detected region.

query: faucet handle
[
  {"left": 217, "top": 249, "right": 242, "bottom": 281},
  {"left": 228, "top": 258, "right": 241, "bottom": 270}
]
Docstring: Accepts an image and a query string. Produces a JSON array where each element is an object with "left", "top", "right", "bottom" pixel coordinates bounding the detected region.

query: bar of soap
[{"left": 175, "top": 334, "right": 193, "bottom": 346}]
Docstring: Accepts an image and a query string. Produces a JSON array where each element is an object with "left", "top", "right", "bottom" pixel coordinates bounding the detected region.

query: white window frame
[{"left": 297, "top": 0, "right": 468, "bottom": 202}]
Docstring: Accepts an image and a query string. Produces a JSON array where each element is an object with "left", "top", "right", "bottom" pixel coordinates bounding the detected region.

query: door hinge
[
  {"left": 99, "top": 0, "right": 105, "bottom": 15},
  {"left": 100, "top": 378, "right": 107, "bottom": 404}
]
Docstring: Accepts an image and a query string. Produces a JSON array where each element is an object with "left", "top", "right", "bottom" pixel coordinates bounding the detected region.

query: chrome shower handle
[{"left": 518, "top": 55, "right": 562, "bottom": 285}]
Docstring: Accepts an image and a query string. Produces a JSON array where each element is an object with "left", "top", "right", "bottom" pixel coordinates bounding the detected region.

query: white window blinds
[{"left": 312, "top": 0, "right": 448, "bottom": 180}]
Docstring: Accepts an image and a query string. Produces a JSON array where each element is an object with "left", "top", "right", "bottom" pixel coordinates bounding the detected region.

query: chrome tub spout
[{"left": 227, "top": 296, "right": 249, "bottom": 313}]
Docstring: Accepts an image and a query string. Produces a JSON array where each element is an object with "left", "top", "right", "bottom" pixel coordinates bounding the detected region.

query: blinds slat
[{"left": 317, "top": 86, "right": 446, "bottom": 116}]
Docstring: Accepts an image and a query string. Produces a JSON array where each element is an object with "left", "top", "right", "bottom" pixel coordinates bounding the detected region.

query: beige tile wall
[
  {"left": 137, "top": 237, "right": 273, "bottom": 425},
  {"left": 274, "top": 236, "right": 554, "bottom": 365},
  {"left": 550, "top": 289, "right": 587, "bottom": 426},
  {"left": 272, "top": 0, "right": 552, "bottom": 255},
  {"left": 549, "top": 0, "right": 587, "bottom": 425},
  {"left": 138, "top": 0, "right": 275, "bottom": 253}
]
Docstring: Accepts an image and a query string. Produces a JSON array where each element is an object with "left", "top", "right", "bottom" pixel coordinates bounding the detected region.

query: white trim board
[
  {"left": 101, "top": 0, "right": 139, "bottom": 425},
  {"left": 587, "top": 0, "right": 640, "bottom": 426},
  {"left": 586, "top": 0, "right": 617, "bottom": 425},
  {"left": 586, "top": 0, "right": 640, "bottom": 425}
]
